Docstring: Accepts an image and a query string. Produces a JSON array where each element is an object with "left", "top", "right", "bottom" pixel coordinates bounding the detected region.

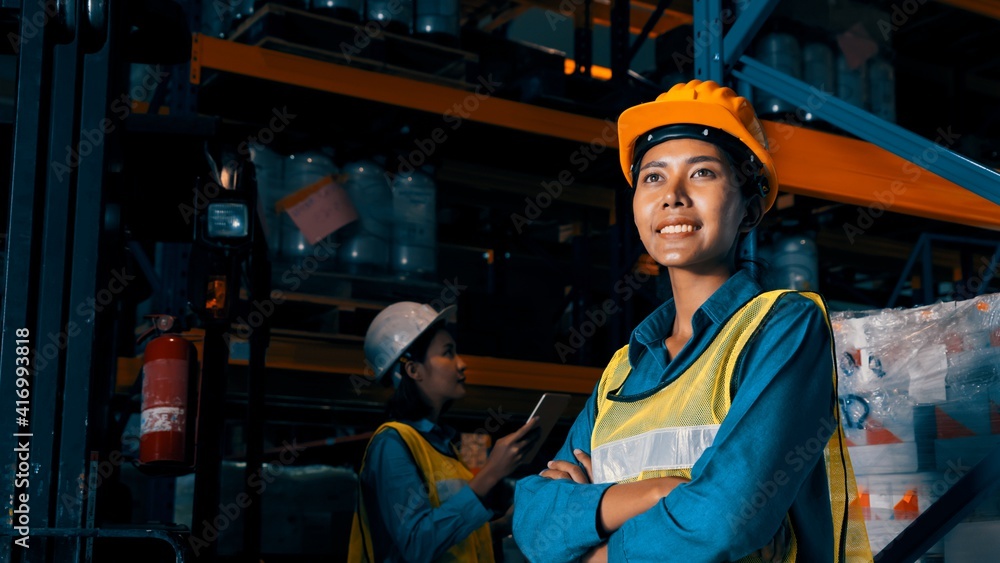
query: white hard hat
[{"left": 364, "top": 302, "right": 457, "bottom": 385}]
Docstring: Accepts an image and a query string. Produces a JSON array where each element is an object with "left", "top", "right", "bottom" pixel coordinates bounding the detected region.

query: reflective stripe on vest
[
  {"left": 592, "top": 424, "right": 720, "bottom": 484},
  {"left": 592, "top": 291, "right": 783, "bottom": 484},
  {"left": 590, "top": 289, "right": 873, "bottom": 563}
]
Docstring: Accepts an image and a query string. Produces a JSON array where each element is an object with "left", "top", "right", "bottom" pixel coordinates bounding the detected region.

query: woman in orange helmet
[{"left": 512, "top": 80, "right": 870, "bottom": 562}]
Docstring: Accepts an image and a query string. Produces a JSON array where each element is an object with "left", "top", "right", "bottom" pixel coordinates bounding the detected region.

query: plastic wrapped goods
[{"left": 831, "top": 294, "right": 1000, "bottom": 558}]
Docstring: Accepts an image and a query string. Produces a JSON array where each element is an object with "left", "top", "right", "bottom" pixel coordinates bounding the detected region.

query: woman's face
[
  {"left": 412, "top": 330, "right": 468, "bottom": 405},
  {"left": 632, "top": 138, "right": 753, "bottom": 272}
]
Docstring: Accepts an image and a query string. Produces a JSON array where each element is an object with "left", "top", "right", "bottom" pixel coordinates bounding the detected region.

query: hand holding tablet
[{"left": 520, "top": 393, "right": 571, "bottom": 465}]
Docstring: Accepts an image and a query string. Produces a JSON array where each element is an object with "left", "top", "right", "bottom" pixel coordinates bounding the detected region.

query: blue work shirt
[
  {"left": 513, "top": 270, "right": 836, "bottom": 562},
  {"left": 360, "top": 418, "right": 494, "bottom": 562}
]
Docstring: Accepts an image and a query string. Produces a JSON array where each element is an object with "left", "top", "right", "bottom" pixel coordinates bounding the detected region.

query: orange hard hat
[{"left": 617, "top": 80, "right": 778, "bottom": 211}]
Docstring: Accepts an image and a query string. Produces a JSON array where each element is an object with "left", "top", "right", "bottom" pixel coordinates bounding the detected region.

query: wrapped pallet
[{"left": 831, "top": 293, "right": 1000, "bottom": 558}]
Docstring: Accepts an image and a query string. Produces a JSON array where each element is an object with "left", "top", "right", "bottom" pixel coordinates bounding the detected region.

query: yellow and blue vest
[
  {"left": 349, "top": 422, "right": 494, "bottom": 562},
  {"left": 591, "top": 290, "right": 871, "bottom": 562}
]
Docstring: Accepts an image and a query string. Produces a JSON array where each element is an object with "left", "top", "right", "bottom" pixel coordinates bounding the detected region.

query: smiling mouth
[{"left": 658, "top": 224, "right": 701, "bottom": 234}]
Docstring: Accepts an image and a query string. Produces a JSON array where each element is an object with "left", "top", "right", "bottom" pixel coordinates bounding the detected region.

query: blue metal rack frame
[
  {"left": 684, "top": 2, "right": 1000, "bottom": 562},
  {"left": 693, "top": 0, "right": 724, "bottom": 82},
  {"left": 733, "top": 56, "right": 1000, "bottom": 206},
  {"left": 885, "top": 233, "right": 1000, "bottom": 306}
]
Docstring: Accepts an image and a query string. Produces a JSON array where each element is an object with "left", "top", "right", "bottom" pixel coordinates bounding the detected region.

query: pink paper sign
[{"left": 285, "top": 180, "right": 358, "bottom": 244}]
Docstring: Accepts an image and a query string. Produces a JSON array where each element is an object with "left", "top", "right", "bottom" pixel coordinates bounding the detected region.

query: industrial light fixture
[
  {"left": 206, "top": 202, "right": 249, "bottom": 239},
  {"left": 188, "top": 149, "right": 259, "bottom": 323}
]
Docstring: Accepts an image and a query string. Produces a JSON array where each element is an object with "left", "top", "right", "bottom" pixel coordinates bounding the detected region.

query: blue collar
[
  {"left": 405, "top": 417, "right": 458, "bottom": 444},
  {"left": 628, "top": 269, "right": 763, "bottom": 368}
]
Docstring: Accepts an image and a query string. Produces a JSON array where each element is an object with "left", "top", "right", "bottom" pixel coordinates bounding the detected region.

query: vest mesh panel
[{"left": 591, "top": 290, "right": 871, "bottom": 563}]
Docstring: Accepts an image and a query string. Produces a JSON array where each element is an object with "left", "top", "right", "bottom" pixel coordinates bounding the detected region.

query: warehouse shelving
[
  {"left": 178, "top": 0, "right": 1000, "bottom": 400},
  {"left": 190, "top": 33, "right": 1000, "bottom": 230},
  {"left": 191, "top": 33, "right": 613, "bottom": 144},
  {"left": 184, "top": 4, "right": 1000, "bottom": 562},
  {"left": 117, "top": 328, "right": 603, "bottom": 395},
  {"left": 6, "top": 0, "right": 998, "bottom": 559}
]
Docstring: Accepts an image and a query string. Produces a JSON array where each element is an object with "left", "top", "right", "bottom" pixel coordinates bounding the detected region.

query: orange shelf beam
[
  {"left": 934, "top": 0, "right": 1000, "bottom": 20},
  {"left": 763, "top": 122, "right": 1000, "bottom": 231},
  {"left": 119, "top": 331, "right": 603, "bottom": 395},
  {"left": 192, "top": 34, "right": 614, "bottom": 146},
  {"left": 192, "top": 36, "right": 1000, "bottom": 229}
]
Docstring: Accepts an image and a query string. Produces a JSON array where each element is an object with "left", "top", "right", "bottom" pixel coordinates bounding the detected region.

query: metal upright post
[
  {"left": 574, "top": 0, "right": 593, "bottom": 76},
  {"left": 722, "top": 0, "right": 781, "bottom": 71},
  {"left": 169, "top": 0, "right": 200, "bottom": 116},
  {"left": 975, "top": 245, "right": 1000, "bottom": 296},
  {"left": 887, "top": 234, "right": 927, "bottom": 308},
  {"left": 692, "top": 0, "right": 723, "bottom": 82},
  {"left": 611, "top": 185, "right": 641, "bottom": 348},
  {"left": 36, "top": 15, "right": 84, "bottom": 563},
  {"left": 243, "top": 170, "right": 271, "bottom": 561},
  {"left": 627, "top": 0, "right": 673, "bottom": 65},
  {"left": 610, "top": 190, "right": 626, "bottom": 352},
  {"left": 571, "top": 233, "right": 589, "bottom": 364},
  {"left": 54, "top": 1, "right": 116, "bottom": 562},
  {"left": 191, "top": 323, "right": 230, "bottom": 562},
  {"left": 920, "top": 235, "right": 934, "bottom": 305},
  {"left": 610, "top": 0, "right": 631, "bottom": 83}
]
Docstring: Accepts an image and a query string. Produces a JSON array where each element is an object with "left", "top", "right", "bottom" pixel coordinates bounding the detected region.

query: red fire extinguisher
[{"left": 137, "top": 315, "right": 199, "bottom": 469}]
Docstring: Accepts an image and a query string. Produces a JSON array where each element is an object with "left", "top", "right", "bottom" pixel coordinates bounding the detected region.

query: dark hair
[
  {"left": 718, "top": 150, "right": 763, "bottom": 201},
  {"left": 385, "top": 323, "right": 447, "bottom": 421},
  {"left": 737, "top": 255, "right": 770, "bottom": 286}
]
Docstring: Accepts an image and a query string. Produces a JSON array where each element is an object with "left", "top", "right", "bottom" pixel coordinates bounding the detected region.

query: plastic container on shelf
[
  {"left": 414, "top": 0, "right": 459, "bottom": 40},
  {"left": 201, "top": 0, "right": 256, "bottom": 39},
  {"left": 339, "top": 160, "right": 392, "bottom": 274},
  {"left": 801, "top": 42, "right": 834, "bottom": 125},
  {"left": 753, "top": 33, "right": 801, "bottom": 118},
  {"left": 309, "top": 0, "right": 363, "bottom": 21},
  {"left": 249, "top": 143, "right": 285, "bottom": 258},
  {"left": 366, "top": 0, "right": 413, "bottom": 34},
  {"left": 201, "top": 0, "right": 233, "bottom": 39},
  {"left": 869, "top": 56, "right": 896, "bottom": 123},
  {"left": 230, "top": 0, "right": 257, "bottom": 34},
  {"left": 390, "top": 169, "right": 437, "bottom": 278},
  {"left": 281, "top": 149, "right": 338, "bottom": 263},
  {"left": 128, "top": 65, "right": 157, "bottom": 104},
  {"left": 764, "top": 234, "right": 819, "bottom": 291},
  {"left": 836, "top": 51, "right": 869, "bottom": 110}
]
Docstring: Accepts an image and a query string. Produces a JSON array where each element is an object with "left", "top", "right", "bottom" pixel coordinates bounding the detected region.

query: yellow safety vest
[
  {"left": 591, "top": 290, "right": 871, "bottom": 563},
  {"left": 348, "top": 421, "right": 495, "bottom": 563}
]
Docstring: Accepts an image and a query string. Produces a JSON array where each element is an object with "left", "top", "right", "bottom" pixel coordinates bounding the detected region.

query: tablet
[{"left": 522, "top": 393, "right": 571, "bottom": 464}]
